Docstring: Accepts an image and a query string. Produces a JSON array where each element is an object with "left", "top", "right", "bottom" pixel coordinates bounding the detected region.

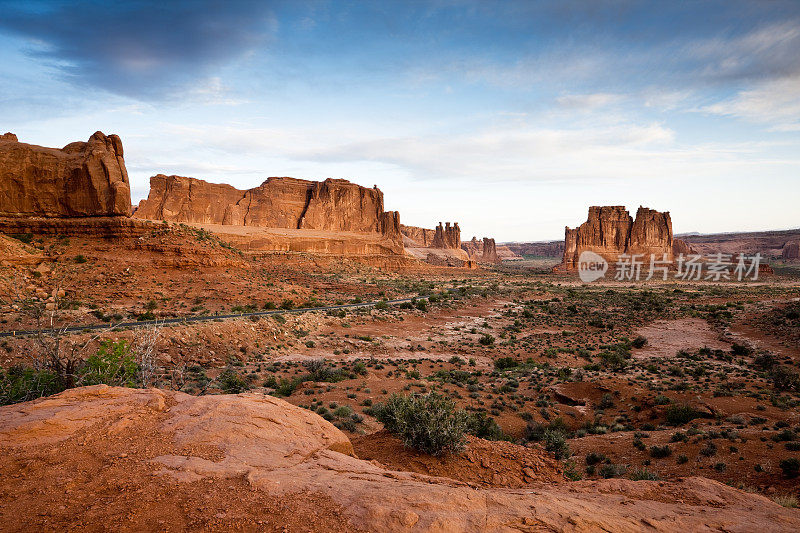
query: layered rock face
[
  {"left": 431, "top": 222, "right": 461, "bottom": 249},
  {"left": 562, "top": 206, "right": 674, "bottom": 270},
  {"left": 0, "top": 131, "right": 132, "bottom": 217},
  {"left": 783, "top": 241, "right": 800, "bottom": 260},
  {"left": 135, "top": 175, "right": 401, "bottom": 244},
  {"left": 673, "top": 238, "right": 695, "bottom": 256},
  {"left": 504, "top": 241, "right": 564, "bottom": 258},
  {"left": 400, "top": 224, "right": 435, "bottom": 247},
  {"left": 461, "top": 236, "right": 500, "bottom": 263}
]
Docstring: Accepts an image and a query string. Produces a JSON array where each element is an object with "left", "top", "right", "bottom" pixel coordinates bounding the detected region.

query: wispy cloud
[{"left": 700, "top": 75, "right": 800, "bottom": 131}]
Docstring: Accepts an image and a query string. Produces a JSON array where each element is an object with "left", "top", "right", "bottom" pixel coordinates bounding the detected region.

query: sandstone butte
[
  {"left": 0, "top": 131, "right": 131, "bottom": 218},
  {"left": 134, "top": 173, "right": 401, "bottom": 242},
  {"left": 1, "top": 385, "right": 798, "bottom": 532},
  {"left": 400, "top": 222, "right": 478, "bottom": 267},
  {"left": 561, "top": 205, "right": 694, "bottom": 270},
  {"left": 782, "top": 241, "right": 799, "bottom": 260},
  {"left": 461, "top": 236, "right": 500, "bottom": 264}
]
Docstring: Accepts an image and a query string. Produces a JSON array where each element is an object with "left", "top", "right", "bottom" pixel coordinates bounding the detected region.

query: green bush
[
  {"left": 465, "top": 412, "right": 508, "bottom": 441},
  {"left": 650, "top": 445, "right": 672, "bottom": 458},
  {"left": 494, "top": 357, "right": 517, "bottom": 370},
  {"left": 479, "top": 334, "right": 495, "bottom": 346},
  {"left": 632, "top": 336, "right": 648, "bottom": 349},
  {"left": 217, "top": 367, "right": 251, "bottom": 394},
  {"left": 629, "top": 467, "right": 660, "bottom": 481},
  {"left": 80, "top": 340, "right": 138, "bottom": 387},
  {"left": 375, "top": 392, "right": 469, "bottom": 455},
  {"left": 0, "top": 366, "right": 64, "bottom": 405},
  {"left": 665, "top": 404, "right": 698, "bottom": 425},
  {"left": 543, "top": 429, "right": 571, "bottom": 459}
]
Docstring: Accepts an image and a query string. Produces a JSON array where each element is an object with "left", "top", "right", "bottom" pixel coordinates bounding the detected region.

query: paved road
[{"left": 0, "top": 296, "right": 427, "bottom": 338}]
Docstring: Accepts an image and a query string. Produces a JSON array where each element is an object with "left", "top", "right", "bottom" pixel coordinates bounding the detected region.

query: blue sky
[{"left": 1, "top": 0, "right": 798, "bottom": 241}]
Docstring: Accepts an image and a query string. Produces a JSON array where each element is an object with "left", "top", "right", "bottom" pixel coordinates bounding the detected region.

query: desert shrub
[
  {"left": 650, "top": 445, "right": 672, "bottom": 458},
  {"left": 774, "top": 495, "right": 799, "bottom": 508},
  {"left": 599, "top": 463, "right": 626, "bottom": 478},
  {"left": 731, "top": 343, "right": 752, "bottom": 356},
  {"left": 543, "top": 429, "right": 571, "bottom": 459},
  {"left": 74, "top": 254, "right": 87, "bottom": 264},
  {"left": 629, "top": 467, "right": 660, "bottom": 481},
  {"left": 599, "top": 349, "right": 628, "bottom": 372},
  {"left": 631, "top": 336, "right": 648, "bottom": 349},
  {"left": 771, "top": 366, "right": 800, "bottom": 392},
  {"left": 494, "top": 357, "right": 517, "bottom": 370},
  {"left": 466, "top": 411, "right": 508, "bottom": 441},
  {"left": 780, "top": 458, "right": 800, "bottom": 478},
  {"left": 0, "top": 366, "right": 63, "bottom": 405},
  {"left": 374, "top": 300, "right": 389, "bottom": 310},
  {"left": 272, "top": 377, "right": 302, "bottom": 397},
  {"left": 304, "top": 359, "right": 344, "bottom": 382},
  {"left": 598, "top": 393, "right": 614, "bottom": 409},
  {"left": 479, "top": 334, "right": 495, "bottom": 346},
  {"left": 375, "top": 392, "right": 469, "bottom": 455},
  {"left": 217, "top": 367, "right": 251, "bottom": 394},
  {"left": 79, "top": 340, "right": 138, "bottom": 387},
  {"left": 585, "top": 451, "right": 606, "bottom": 466},
  {"left": 665, "top": 404, "right": 698, "bottom": 425},
  {"left": 280, "top": 299, "right": 294, "bottom": 310}
]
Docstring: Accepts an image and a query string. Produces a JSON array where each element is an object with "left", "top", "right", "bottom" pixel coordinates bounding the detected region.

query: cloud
[
  {"left": 0, "top": 0, "right": 276, "bottom": 99},
  {"left": 556, "top": 93, "right": 625, "bottom": 109},
  {"left": 700, "top": 75, "right": 800, "bottom": 130}
]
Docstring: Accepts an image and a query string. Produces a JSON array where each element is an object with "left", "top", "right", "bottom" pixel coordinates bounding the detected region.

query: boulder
[
  {"left": 0, "top": 132, "right": 131, "bottom": 217},
  {"left": 2, "top": 386, "right": 799, "bottom": 532}
]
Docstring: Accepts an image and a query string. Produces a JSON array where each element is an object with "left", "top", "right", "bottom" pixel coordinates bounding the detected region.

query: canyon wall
[
  {"left": 504, "top": 241, "right": 564, "bottom": 258},
  {"left": 135, "top": 175, "right": 401, "bottom": 245},
  {"left": 461, "top": 236, "right": 500, "bottom": 263},
  {"left": 0, "top": 131, "right": 131, "bottom": 218},
  {"left": 561, "top": 206, "right": 674, "bottom": 270}
]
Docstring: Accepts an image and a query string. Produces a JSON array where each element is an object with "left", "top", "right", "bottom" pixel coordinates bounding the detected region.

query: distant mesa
[
  {"left": 402, "top": 222, "right": 476, "bottom": 267},
  {"left": 559, "top": 206, "right": 692, "bottom": 271},
  {"left": 0, "top": 131, "right": 131, "bottom": 218}
]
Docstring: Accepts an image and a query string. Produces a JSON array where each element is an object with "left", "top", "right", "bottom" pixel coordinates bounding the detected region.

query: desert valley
[
  {"left": 0, "top": 129, "right": 799, "bottom": 531},
  {"left": 2, "top": 2, "right": 800, "bottom": 532}
]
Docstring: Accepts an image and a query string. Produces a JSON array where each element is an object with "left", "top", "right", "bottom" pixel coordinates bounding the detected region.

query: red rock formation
[
  {"left": 504, "top": 241, "right": 564, "bottom": 258},
  {"left": 135, "top": 175, "right": 401, "bottom": 244},
  {"left": 400, "top": 224, "right": 435, "bottom": 247},
  {"left": 431, "top": 222, "right": 460, "bottom": 249},
  {"left": 461, "top": 236, "right": 500, "bottom": 263},
  {"left": 672, "top": 238, "right": 695, "bottom": 256},
  {"left": 782, "top": 241, "right": 799, "bottom": 260},
  {"left": 562, "top": 206, "right": 674, "bottom": 270},
  {"left": 0, "top": 131, "right": 131, "bottom": 217},
  {"left": 3, "top": 385, "right": 799, "bottom": 532}
]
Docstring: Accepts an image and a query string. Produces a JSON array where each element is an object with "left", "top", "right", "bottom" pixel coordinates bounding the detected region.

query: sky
[{"left": 1, "top": 0, "right": 799, "bottom": 242}]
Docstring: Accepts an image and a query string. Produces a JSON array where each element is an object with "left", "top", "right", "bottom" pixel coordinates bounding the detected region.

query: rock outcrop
[
  {"left": 2, "top": 385, "right": 799, "bottom": 532},
  {"left": 782, "top": 241, "right": 799, "bottom": 260},
  {"left": 461, "top": 236, "right": 500, "bottom": 263},
  {"left": 431, "top": 222, "right": 461, "bottom": 249},
  {"left": 400, "top": 224, "right": 435, "bottom": 247},
  {"left": 562, "top": 206, "right": 674, "bottom": 270},
  {"left": 672, "top": 238, "right": 696, "bottom": 256},
  {"left": 0, "top": 132, "right": 132, "bottom": 218},
  {"left": 135, "top": 175, "right": 401, "bottom": 245}
]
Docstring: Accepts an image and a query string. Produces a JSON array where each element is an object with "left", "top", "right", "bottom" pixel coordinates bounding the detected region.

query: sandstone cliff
[
  {"left": 562, "top": 206, "right": 674, "bottom": 270},
  {"left": 461, "top": 236, "right": 500, "bottom": 263},
  {"left": 0, "top": 131, "right": 131, "bottom": 217},
  {"left": 135, "top": 175, "right": 401, "bottom": 244},
  {"left": 672, "top": 238, "right": 695, "bottom": 256}
]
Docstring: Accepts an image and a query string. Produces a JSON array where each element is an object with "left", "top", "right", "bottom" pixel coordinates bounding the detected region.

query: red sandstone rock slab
[{"left": 0, "top": 132, "right": 131, "bottom": 218}]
